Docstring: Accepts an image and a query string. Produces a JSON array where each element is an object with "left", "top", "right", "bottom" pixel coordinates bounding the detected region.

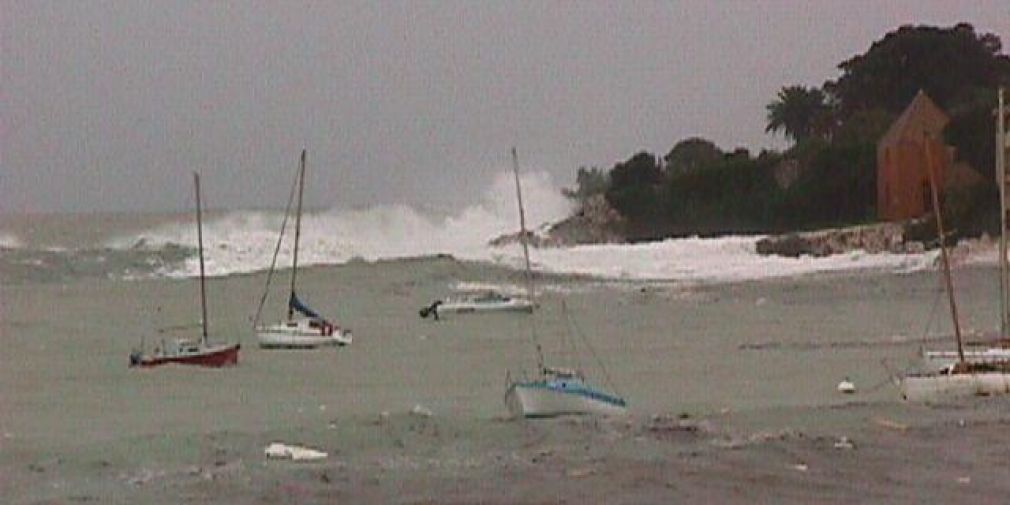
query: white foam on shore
[
  {"left": 101, "top": 170, "right": 940, "bottom": 283},
  {"left": 0, "top": 232, "right": 24, "bottom": 249},
  {"left": 487, "top": 236, "right": 937, "bottom": 284}
]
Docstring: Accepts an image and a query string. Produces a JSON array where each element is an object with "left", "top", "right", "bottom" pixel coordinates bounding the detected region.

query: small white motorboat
[{"left": 419, "top": 290, "right": 533, "bottom": 319}]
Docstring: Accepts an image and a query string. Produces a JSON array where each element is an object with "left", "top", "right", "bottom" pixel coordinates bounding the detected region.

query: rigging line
[
  {"left": 565, "top": 304, "right": 622, "bottom": 398},
  {"left": 560, "top": 301, "right": 584, "bottom": 374},
  {"left": 920, "top": 282, "right": 944, "bottom": 344},
  {"left": 251, "top": 161, "right": 301, "bottom": 329}
]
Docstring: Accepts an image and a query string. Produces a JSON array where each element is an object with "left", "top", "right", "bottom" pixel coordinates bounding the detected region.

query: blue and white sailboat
[
  {"left": 254, "top": 149, "right": 352, "bottom": 349},
  {"left": 502, "top": 148, "right": 627, "bottom": 418}
]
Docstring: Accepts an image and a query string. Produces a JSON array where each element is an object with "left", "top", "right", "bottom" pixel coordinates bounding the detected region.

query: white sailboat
[
  {"left": 502, "top": 148, "right": 628, "bottom": 418},
  {"left": 254, "top": 149, "right": 352, "bottom": 348},
  {"left": 901, "top": 101, "right": 1010, "bottom": 400},
  {"left": 130, "top": 173, "right": 241, "bottom": 368}
]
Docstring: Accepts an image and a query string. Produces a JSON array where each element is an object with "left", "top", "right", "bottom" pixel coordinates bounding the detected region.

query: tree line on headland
[{"left": 564, "top": 23, "right": 1010, "bottom": 242}]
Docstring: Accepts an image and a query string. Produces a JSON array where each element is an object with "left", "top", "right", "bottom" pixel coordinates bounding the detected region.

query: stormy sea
[{"left": 3, "top": 171, "right": 1010, "bottom": 503}]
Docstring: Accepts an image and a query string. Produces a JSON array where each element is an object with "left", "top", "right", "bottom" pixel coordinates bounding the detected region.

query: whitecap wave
[
  {"left": 98, "top": 169, "right": 938, "bottom": 283},
  {"left": 0, "top": 232, "right": 24, "bottom": 249}
]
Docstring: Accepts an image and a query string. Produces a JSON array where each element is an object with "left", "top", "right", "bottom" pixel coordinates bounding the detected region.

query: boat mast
[
  {"left": 511, "top": 147, "right": 535, "bottom": 306},
  {"left": 997, "top": 88, "right": 1009, "bottom": 336},
  {"left": 194, "top": 172, "right": 209, "bottom": 345},
  {"left": 511, "top": 147, "right": 544, "bottom": 373},
  {"left": 288, "top": 149, "right": 306, "bottom": 319},
  {"left": 923, "top": 135, "right": 965, "bottom": 364}
]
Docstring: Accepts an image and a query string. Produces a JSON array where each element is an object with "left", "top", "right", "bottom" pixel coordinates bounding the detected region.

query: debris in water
[
  {"left": 837, "top": 378, "right": 856, "bottom": 394},
  {"left": 264, "top": 442, "right": 328, "bottom": 461},
  {"left": 755, "top": 297, "right": 767, "bottom": 306},
  {"left": 833, "top": 436, "right": 855, "bottom": 450},
  {"left": 566, "top": 467, "right": 595, "bottom": 478},
  {"left": 957, "top": 476, "right": 971, "bottom": 485},
  {"left": 873, "top": 418, "right": 908, "bottom": 431},
  {"left": 410, "top": 404, "right": 433, "bottom": 418},
  {"left": 791, "top": 463, "right": 809, "bottom": 472}
]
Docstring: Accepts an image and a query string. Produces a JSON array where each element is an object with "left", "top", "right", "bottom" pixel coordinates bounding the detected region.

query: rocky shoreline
[
  {"left": 754, "top": 221, "right": 927, "bottom": 258},
  {"left": 490, "top": 194, "right": 943, "bottom": 259}
]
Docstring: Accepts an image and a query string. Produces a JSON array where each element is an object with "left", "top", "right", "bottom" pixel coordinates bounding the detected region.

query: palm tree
[{"left": 765, "top": 86, "right": 833, "bottom": 143}]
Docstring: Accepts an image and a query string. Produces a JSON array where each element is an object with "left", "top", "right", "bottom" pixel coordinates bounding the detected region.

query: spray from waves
[
  {"left": 5, "top": 169, "right": 942, "bottom": 284},
  {"left": 0, "top": 232, "right": 24, "bottom": 249},
  {"left": 103, "top": 170, "right": 573, "bottom": 278}
]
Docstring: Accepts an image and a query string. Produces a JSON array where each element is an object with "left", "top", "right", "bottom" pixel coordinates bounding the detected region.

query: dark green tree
[
  {"left": 605, "top": 152, "right": 664, "bottom": 236},
  {"left": 825, "top": 24, "right": 1009, "bottom": 117},
  {"left": 765, "top": 85, "right": 833, "bottom": 143},
  {"left": 562, "top": 166, "right": 609, "bottom": 202},
  {"left": 663, "top": 137, "right": 723, "bottom": 175}
]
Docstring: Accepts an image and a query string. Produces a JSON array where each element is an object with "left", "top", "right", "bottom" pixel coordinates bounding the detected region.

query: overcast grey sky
[{"left": 3, "top": 1, "right": 1008, "bottom": 213}]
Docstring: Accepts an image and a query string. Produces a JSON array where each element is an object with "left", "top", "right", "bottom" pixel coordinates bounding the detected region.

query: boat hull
[
  {"left": 133, "top": 343, "right": 240, "bottom": 368},
  {"left": 257, "top": 329, "right": 352, "bottom": 348},
  {"left": 506, "top": 380, "right": 627, "bottom": 418},
  {"left": 922, "top": 348, "right": 1010, "bottom": 372},
  {"left": 436, "top": 299, "right": 533, "bottom": 317},
  {"left": 901, "top": 372, "right": 1010, "bottom": 401}
]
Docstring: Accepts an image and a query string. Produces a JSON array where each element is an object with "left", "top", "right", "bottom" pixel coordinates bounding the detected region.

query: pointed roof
[{"left": 879, "top": 90, "right": 949, "bottom": 150}]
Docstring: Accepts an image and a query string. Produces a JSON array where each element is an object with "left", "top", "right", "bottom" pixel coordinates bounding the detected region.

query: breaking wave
[
  {"left": 0, "top": 232, "right": 23, "bottom": 249},
  {"left": 0, "top": 170, "right": 939, "bottom": 284}
]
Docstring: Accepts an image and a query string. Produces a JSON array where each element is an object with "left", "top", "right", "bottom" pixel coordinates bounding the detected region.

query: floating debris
[
  {"left": 873, "top": 417, "right": 908, "bottom": 431},
  {"left": 833, "top": 436, "right": 855, "bottom": 450},
  {"left": 264, "top": 442, "right": 328, "bottom": 461},
  {"left": 410, "top": 404, "right": 433, "bottom": 418}
]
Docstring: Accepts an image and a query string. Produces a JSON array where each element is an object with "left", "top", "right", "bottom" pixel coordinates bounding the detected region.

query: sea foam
[
  {"left": 0, "top": 232, "right": 24, "bottom": 249},
  {"left": 100, "top": 170, "right": 937, "bottom": 283}
]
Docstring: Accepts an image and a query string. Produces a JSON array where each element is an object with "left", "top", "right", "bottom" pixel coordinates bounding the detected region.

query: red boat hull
[{"left": 135, "top": 343, "right": 240, "bottom": 368}]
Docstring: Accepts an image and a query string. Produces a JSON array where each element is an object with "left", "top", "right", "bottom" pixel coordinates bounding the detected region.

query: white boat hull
[
  {"left": 901, "top": 372, "right": 1010, "bottom": 402},
  {"left": 506, "top": 381, "right": 627, "bottom": 418},
  {"left": 922, "top": 348, "right": 1010, "bottom": 372},
  {"left": 436, "top": 299, "right": 533, "bottom": 317},
  {"left": 256, "top": 319, "right": 352, "bottom": 349}
]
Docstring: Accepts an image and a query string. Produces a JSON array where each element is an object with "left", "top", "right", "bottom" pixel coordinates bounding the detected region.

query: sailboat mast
[
  {"left": 511, "top": 147, "right": 544, "bottom": 373},
  {"left": 289, "top": 149, "right": 306, "bottom": 319},
  {"left": 511, "top": 147, "right": 535, "bottom": 306},
  {"left": 923, "top": 136, "right": 965, "bottom": 364},
  {"left": 194, "top": 172, "right": 209, "bottom": 345},
  {"left": 997, "top": 88, "right": 1008, "bottom": 336}
]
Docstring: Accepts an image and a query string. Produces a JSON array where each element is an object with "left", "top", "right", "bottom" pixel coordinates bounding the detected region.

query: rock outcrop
[
  {"left": 755, "top": 221, "right": 925, "bottom": 257},
  {"left": 489, "top": 194, "right": 626, "bottom": 248}
]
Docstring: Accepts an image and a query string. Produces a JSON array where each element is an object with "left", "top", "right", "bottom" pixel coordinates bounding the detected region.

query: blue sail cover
[{"left": 289, "top": 293, "right": 321, "bottom": 319}]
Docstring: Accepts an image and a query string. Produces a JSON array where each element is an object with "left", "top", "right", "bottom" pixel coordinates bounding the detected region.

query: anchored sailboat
[
  {"left": 921, "top": 88, "right": 1010, "bottom": 370},
  {"left": 503, "top": 148, "right": 627, "bottom": 418},
  {"left": 129, "top": 173, "right": 240, "bottom": 368},
  {"left": 254, "top": 149, "right": 352, "bottom": 348},
  {"left": 901, "top": 101, "right": 1010, "bottom": 400}
]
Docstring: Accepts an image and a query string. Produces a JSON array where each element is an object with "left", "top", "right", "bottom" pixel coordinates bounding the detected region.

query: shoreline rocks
[
  {"left": 489, "top": 194, "right": 627, "bottom": 248},
  {"left": 755, "top": 221, "right": 925, "bottom": 258}
]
